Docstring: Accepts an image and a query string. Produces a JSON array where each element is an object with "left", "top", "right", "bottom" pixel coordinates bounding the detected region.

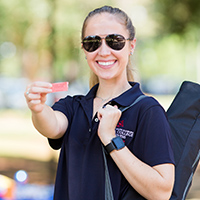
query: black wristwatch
[{"left": 105, "top": 136, "right": 125, "bottom": 154}]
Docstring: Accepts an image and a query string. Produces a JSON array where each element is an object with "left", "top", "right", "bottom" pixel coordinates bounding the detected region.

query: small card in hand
[{"left": 51, "top": 82, "right": 69, "bottom": 93}]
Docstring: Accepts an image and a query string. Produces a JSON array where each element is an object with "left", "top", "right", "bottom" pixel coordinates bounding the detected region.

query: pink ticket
[{"left": 51, "top": 82, "right": 69, "bottom": 93}]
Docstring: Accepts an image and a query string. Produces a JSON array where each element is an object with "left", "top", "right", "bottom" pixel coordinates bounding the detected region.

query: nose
[{"left": 98, "top": 39, "right": 111, "bottom": 57}]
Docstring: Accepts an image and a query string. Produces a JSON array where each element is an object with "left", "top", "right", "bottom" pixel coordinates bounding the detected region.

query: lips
[{"left": 97, "top": 60, "right": 116, "bottom": 68}]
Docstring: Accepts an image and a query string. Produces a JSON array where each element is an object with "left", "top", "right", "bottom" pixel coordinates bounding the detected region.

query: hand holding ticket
[{"left": 51, "top": 82, "right": 69, "bottom": 93}]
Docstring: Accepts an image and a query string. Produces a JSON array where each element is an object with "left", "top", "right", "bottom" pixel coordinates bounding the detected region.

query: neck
[{"left": 96, "top": 79, "right": 131, "bottom": 100}]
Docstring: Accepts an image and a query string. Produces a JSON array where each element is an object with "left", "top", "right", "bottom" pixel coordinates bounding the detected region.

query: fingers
[
  {"left": 24, "top": 81, "right": 52, "bottom": 113},
  {"left": 25, "top": 81, "right": 52, "bottom": 97},
  {"left": 98, "top": 104, "right": 121, "bottom": 118},
  {"left": 97, "top": 104, "right": 122, "bottom": 128},
  {"left": 97, "top": 104, "right": 122, "bottom": 145}
]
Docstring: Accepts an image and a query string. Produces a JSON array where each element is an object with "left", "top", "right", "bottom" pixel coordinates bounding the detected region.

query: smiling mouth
[{"left": 97, "top": 61, "right": 116, "bottom": 66}]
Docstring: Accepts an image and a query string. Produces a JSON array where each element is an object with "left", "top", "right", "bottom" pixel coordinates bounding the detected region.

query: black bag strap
[
  {"left": 103, "top": 94, "right": 147, "bottom": 200},
  {"left": 119, "top": 95, "right": 147, "bottom": 112},
  {"left": 102, "top": 146, "right": 114, "bottom": 200}
]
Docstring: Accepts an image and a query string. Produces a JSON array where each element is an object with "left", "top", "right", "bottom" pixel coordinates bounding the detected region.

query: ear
[{"left": 130, "top": 38, "right": 136, "bottom": 55}]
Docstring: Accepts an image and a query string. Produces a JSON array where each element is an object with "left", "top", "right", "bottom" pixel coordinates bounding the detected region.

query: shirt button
[
  {"left": 89, "top": 128, "right": 91, "bottom": 132},
  {"left": 95, "top": 118, "right": 99, "bottom": 122}
]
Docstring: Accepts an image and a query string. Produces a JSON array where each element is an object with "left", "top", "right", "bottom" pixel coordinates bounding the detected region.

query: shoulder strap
[
  {"left": 102, "top": 146, "right": 114, "bottom": 200},
  {"left": 119, "top": 94, "right": 147, "bottom": 113}
]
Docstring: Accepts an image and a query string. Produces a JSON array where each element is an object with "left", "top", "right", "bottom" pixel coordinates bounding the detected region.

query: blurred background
[{"left": 0, "top": 0, "right": 200, "bottom": 199}]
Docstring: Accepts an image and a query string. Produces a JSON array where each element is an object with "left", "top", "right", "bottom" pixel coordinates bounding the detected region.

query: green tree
[
  {"left": 0, "top": 0, "right": 114, "bottom": 81},
  {"left": 153, "top": 0, "right": 200, "bottom": 35}
]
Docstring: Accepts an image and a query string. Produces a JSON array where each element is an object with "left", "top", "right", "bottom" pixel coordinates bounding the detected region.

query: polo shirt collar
[
  {"left": 111, "top": 82, "right": 143, "bottom": 107},
  {"left": 85, "top": 83, "right": 99, "bottom": 100}
]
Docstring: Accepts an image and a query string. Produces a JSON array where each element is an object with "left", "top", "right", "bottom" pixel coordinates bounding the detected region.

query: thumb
[
  {"left": 40, "top": 93, "right": 48, "bottom": 104},
  {"left": 97, "top": 107, "right": 104, "bottom": 120}
]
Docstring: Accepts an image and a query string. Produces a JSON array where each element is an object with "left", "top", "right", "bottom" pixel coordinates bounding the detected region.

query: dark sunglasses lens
[
  {"left": 82, "top": 36, "right": 101, "bottom": 52},
  {"left": 106, "top": 34, "right": 126, "bottom": 50}
]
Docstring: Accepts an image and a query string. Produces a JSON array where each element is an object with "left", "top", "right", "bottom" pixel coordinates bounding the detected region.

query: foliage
[
  {"left": 0, "top": 0, "right": 199, "bottom": 85},
  {"left": 153, "top": 0, "right": 200, "bottom": 36},
  {"left": 0, "top": 0, "right": 113, "bottom": 81}
]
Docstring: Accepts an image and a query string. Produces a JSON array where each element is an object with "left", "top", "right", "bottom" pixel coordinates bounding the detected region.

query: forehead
[{"left": 84, "top": 13, "right": 128, "bottom": 37}]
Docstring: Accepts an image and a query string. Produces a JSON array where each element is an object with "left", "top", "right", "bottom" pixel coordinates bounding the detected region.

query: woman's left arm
[
  {"left": 110, "top": 146, "right": 174, "bottom": 200},
  {"left": 97, "top": 104, "right": 175, "bottom": 200}
]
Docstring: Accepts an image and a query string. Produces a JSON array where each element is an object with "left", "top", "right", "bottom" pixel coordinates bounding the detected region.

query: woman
[{"left": 25, "top": 6, "right": 175, "bottom": 200}]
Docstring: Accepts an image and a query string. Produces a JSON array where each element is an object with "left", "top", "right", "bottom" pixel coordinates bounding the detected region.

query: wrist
[
  {"left": 104, "top": 136, "right": 125, "bottom": 154},
  {"left": 98, "top": 129, "right": 115, "bottom": 146}
]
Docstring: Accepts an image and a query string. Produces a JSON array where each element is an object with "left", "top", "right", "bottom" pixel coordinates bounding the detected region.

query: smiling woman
[
  {"left": 81, "top": 6, "right": 136, "bottom": 88},
  {"left": 82, "top": 13, "right": 136, "bottom": 92},
  {"left": 24, "top": 5, "right": 175, "bottom": 200}
]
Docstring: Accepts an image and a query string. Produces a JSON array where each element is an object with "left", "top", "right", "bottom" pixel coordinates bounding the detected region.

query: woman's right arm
[{"left": 24, "top": 81, "right": 68, "bottom": 139}]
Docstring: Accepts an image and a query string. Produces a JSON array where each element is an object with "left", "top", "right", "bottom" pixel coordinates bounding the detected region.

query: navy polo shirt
[{"left": 48, "top": 82, "right": 175, "bottom": 200}]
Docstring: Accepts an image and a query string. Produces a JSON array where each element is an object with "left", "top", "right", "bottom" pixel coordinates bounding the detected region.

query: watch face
[{"left": 112, "top": 136, "right": 125, "bottom": 150}]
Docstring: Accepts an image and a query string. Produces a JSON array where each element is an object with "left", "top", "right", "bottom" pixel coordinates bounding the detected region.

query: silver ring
[{"left": 26, "top": 88, "right": 30, "bottom": 95}]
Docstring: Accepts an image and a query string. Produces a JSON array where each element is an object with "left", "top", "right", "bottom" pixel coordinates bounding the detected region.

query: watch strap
[
  {"left": 105, "top": 136, "right": 125, "bottom": 154},
  {"left": 105, "top": 142, "right": 116, "bottom": 154}
]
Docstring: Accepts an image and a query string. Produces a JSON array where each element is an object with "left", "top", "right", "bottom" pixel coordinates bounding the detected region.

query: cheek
[
  {"left": 86, "top": 54, "right": 95, "bottom": 64},
  {"left": 86, "top": 54, "right": 97, "bottom": 70},
  {"left": 85, "top": 50, "right": 96, "bottom": 60},
  {"left": 116, "top": 51, "right": 129, "bottom": 64}
]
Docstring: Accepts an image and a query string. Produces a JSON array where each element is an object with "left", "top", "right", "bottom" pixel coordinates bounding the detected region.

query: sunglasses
[{"left": 82, "top": 34, "right": 131, "bottom": 52}]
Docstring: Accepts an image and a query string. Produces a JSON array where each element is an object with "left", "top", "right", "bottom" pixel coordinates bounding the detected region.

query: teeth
[{"left": 98, "top": 61, "right": 115, "bottom": 66}]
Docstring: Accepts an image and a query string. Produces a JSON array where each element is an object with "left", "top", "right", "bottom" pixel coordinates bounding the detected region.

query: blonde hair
[{"left": 82, "top": 6, "right": 135, "bottom": 88}]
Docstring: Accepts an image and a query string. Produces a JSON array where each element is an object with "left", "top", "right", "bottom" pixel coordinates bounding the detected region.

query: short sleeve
[
  {"left": 52, "top": 96, "right": 74, "bottom": 124},
  {"left": 136, "top": 105, "right": 175, "bottom": 167}
]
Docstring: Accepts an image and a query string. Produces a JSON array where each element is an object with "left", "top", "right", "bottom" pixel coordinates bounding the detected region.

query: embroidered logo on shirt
[
  {"left": 116, "top": 120, "right": 134, "bottom": 139},
  {"left": 115, "top": 128, "right": 134, "bottom": 139},
  {"left": 117, "top": 120, "right": 124, "bottom": 127}
]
